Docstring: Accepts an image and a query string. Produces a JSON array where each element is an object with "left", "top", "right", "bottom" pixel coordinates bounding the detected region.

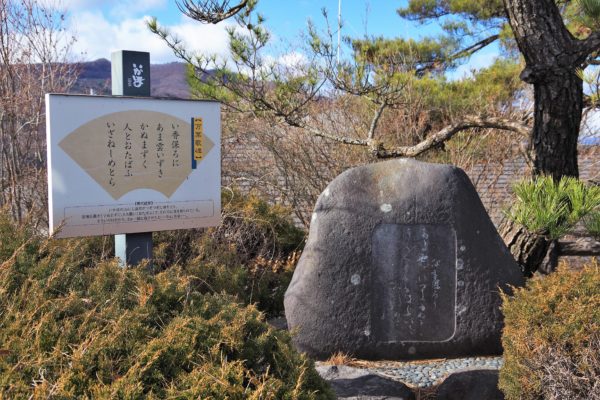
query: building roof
[{"left": 467, "top": 146, "right": 599, "bottom": 227}]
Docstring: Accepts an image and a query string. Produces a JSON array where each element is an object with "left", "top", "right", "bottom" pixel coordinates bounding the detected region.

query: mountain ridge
[{"left": 72, "top": 58, "right": 191, "bottom": 99}]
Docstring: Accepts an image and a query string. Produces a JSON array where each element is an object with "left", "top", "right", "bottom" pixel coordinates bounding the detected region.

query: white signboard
[{"left": 46, "top": 94, "right": 221, "bottom": 238}]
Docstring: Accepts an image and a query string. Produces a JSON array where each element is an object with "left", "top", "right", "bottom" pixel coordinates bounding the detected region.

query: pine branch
[
  {"left": 176, "top": 0, "right": 249, "bottom": 24},
  {"left": 373, "top": 116, "right": 530, "bottom": 158},
  {"left": 415, "top": 34, "right": 500, "bottom": 75},
  {"left": 450, "top": 35, "right": 500, "bottom": 61},
  {"left": 294, "top": 115, "right": 530, "bottom": 158}
]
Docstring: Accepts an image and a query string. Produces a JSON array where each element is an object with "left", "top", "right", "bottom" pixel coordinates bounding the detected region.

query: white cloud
[
  {"left": 278, "top": 51, "right": 308, "bottom": 68},
  {"left": 257, "top": 51, "right": 311, "bottom": 78},
  {"left": 60, "top": 0, "right": 167, "bottom": 14},
  {"left": 68, "top": 11, "right": 232, "bottom": 64},
  {"left": 110, "top": 0, "right": 167, "bottom": 16}
]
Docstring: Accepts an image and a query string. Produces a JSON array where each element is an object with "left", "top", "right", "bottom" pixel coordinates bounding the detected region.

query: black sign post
[
  {"left": 111, "top": 50, "right": 151, "bottom": 97},
  {"left": 111, "top": 50, "right": 152, "bottom": 267}
]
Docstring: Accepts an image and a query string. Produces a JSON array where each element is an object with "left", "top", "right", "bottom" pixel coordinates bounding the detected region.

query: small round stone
[{"left": 362, "top": 356, "right": 504, "bottom": 389}]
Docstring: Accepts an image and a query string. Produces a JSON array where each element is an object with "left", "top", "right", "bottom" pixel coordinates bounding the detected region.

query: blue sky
[
  {"left": 60, "top": 1, "right": 600, "bottom": 140},
  {"left": 64, "top": 0, "right": 499, "bottom": 77}
]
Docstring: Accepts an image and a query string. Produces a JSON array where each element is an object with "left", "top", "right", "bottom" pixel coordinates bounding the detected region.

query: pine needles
[{"left": 506, "top": 176, "right": 600, "bottom": 240}]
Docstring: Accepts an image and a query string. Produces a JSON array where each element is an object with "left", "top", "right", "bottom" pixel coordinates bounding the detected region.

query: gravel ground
[
  {"left": 267, "top": 318, "right": 504, "bottom": 389},
  {"left": 318, "top": 356, "right": 503, "bottom": 388}
]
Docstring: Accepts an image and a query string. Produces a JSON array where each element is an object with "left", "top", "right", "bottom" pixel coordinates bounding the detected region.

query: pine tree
[
  {"left": 401, "top": 0, "right": 600, "bottom": 179},
  {"left": 151, "top": 0, "right": 600, "bottom": 274},
  {"left": 149, "top": 1, "right": 529, "bottom": 160},
  {"left": 160, "top": 1, "right": 600, "bottom": 179}
]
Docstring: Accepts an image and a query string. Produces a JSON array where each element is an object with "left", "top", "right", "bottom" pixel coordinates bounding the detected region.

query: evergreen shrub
[
  {"left": 507, "top": 176, "right": 600, "bottom": 240},
  {"left": 153, "top": 189, "right": 305, "bottom": 317},
  {"left": 499, "top": 261, "right": 600, "bottom": 400},
  {"left": 0, "top": 210, "right": 332, "bottom": 399}
]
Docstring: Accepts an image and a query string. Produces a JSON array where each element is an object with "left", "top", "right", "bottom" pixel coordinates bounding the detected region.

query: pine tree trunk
[
  {"left": 499, "top": 219, "right": 553, "bottom": 277},
  {"left": 500, "top": 0, "right": 593, "bottom": 274},
  {"left": 531, "top": 72, "right": 581, "bottom": 179},
  {"left": 503, "top": 0, "right": 583, "bottom": 179},
  {"left": 501, "top": 73, "right": 580, "bottom": 274}
]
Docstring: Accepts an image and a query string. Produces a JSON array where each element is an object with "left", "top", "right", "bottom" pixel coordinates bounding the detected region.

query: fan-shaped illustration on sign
[{"left": 58, "top": 110, "right": 214, "bottom": 199}]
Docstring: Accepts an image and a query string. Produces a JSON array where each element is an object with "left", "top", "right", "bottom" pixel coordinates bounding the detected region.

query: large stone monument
[{"left": 284, "top": 159, "right": 524, "bottom": 360}]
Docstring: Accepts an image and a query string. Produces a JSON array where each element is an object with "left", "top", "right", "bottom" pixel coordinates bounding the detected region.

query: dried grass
[
  {"left": 323, "top": 352, "right": 356, "bottom": 366},
  {"left": 500, "top": 261, "right": 600, "bottom": 400}
]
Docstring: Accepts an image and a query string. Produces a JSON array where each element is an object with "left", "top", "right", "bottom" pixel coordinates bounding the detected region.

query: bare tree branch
[
  {"left": 375, "top": 116, "right": 530, "bottom": 158},
  {"left": 301, "top": 125, "right": 369, "bottom": 146},
  {"left": 368, "top": 102, "right": 387, "bottom": 140},
  {"left": 288, "top": 114, "right": 530, "bottom": 159},
  {"left": 576, "top": 31, "right": 600, "bottom": 64},
  {"left": 0, "top": 0, "right": 77, "bottom": 224}
]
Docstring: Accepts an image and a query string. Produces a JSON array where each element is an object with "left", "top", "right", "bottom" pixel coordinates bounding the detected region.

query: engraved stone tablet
[
  {"left": 284, "top": 159, "right": 525, "bottom": 360},
  {"left": 372, "top": 224, "right": 456, "bottom": 342}
]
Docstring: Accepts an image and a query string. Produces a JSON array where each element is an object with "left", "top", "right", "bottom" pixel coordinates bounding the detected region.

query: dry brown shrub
[
  {"left": 0, "top": 211, "right": 334, "bottom": 399},
  {"left": 500, "top": 261, "right": 600, "bottom": 400}
]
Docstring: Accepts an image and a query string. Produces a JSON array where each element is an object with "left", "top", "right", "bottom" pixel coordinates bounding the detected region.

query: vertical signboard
[
  {"left": 46, "top": 94, "right": 221, "bottom": 238},
  {"left": 111, "top": 50, "right": 151, "bottom": 97}
]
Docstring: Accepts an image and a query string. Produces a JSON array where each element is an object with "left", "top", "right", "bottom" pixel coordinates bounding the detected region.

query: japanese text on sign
[
  {"left": 66, "top": 200, "right": 214, "bottom": 226},
  {"left": 193, "top": 118, "right": 203, "bottom": 161}
]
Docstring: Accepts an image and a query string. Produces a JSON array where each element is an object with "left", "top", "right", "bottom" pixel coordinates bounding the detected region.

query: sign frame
[{"left": 46, "top": 93, "right": 221, "bottom": 238}]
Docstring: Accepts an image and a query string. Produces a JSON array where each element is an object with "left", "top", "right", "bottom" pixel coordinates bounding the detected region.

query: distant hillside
[
  {"left": 151, "top": 62, "right": 190, "bottom": 98},
  {"left": 71, "top": 58, "right": 191, "bottom": 99}
]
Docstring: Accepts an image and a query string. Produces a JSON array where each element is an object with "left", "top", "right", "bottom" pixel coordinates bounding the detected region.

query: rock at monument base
[
  {"left": 316, "top": 365, "right": 415, "bottom": 400},
  {"left": 284, "top": 159, "right": 524, "bottom": 360},
  {"left": 436, "top": 370, "right": 504, "bottom": 400}
]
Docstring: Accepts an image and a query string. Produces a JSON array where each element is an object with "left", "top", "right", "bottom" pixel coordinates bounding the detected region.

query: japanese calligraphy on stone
[
  {"left": 371, "top": 224, "right": 457, "bottom": 342},
  {"left": 59, "top": 110, "right": 215, "bottom": 199}
]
